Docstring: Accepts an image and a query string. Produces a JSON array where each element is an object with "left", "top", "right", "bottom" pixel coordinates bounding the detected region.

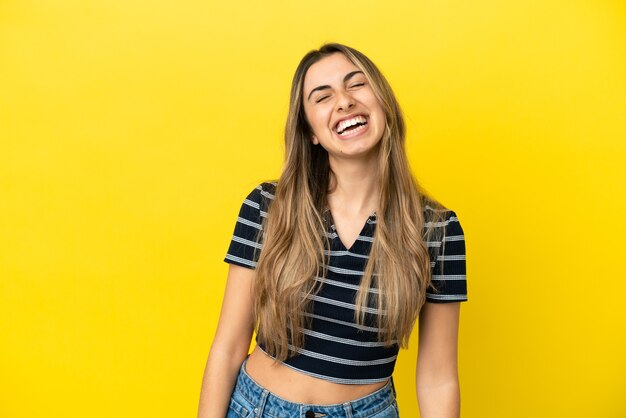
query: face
[{"left": 302, "top": 52, "right": 386, "bottom": 161}]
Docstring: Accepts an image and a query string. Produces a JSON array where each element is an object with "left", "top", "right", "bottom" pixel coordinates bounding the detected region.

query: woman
[{"left": 198, "top": 43, "right": 468, "bottom": 418}]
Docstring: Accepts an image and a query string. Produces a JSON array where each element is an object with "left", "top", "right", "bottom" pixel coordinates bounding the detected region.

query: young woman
[{"left": 198, "top": 43, "right": 468, "bottom": 418}]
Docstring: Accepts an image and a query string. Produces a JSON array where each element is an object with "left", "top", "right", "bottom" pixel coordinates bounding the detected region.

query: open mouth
[{"left": 335, "top": 115, "right": 368, "bottom": 136}]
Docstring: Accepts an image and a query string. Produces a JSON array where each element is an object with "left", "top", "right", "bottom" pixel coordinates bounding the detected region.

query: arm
[
  {"left": 415, "top": 301, "right": 461, "bottom": 418},
  {"left": 197, "top": 264, "right": 256, "bottom": 418}
]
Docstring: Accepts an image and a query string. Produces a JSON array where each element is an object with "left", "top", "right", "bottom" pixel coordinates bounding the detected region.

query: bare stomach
[{"left": 244, "top": 346, "right": 388, "bottom": 405}]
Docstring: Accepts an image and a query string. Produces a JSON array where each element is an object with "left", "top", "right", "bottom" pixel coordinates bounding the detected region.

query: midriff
[{"left": 244, "top": 346, "right": 389, "bottom": 405}]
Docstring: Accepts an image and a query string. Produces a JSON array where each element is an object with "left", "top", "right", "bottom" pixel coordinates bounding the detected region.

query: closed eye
[
  {"left": 350, "top": 82, "right": 365, "bottom": 88},
  {"left": 315, "top": 95, "right": 330, "bottom": 103}
]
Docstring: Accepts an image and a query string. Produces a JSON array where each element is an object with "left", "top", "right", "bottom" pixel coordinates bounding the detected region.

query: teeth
[
  {"left": 336, "top": 115, "right": 367, "bottom": 133},
  {"left": 338, "top": 123, "right": 367, "bottom": 136}
]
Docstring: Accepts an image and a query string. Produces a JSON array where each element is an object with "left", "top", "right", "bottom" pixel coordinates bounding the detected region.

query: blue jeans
[{"left": 227, "top": 358, "right": 399, "bottom": 418}]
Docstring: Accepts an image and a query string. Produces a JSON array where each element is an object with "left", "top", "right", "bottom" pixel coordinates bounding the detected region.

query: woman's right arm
[{"left": 197, "top": 264, "right": 256, "bottom": 418}]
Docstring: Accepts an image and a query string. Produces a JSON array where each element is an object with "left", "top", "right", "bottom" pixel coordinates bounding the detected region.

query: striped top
[{"left": 224, "top": 182, "right": 468, "bottom": 384}]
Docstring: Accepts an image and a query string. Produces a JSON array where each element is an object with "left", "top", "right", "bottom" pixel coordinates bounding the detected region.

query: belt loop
[
  {"left": 254, "top": 389, "right": 269, "bottom": 417},
  {"left": 343, "top": 402, "right": 353, "bottom": 418},
  {"left": 390, "top": 376, "right": 397, "bottom": 398}
]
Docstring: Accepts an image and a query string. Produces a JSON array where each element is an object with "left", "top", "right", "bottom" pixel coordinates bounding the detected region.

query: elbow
[
  {"left": 416, "top": 375, "right": 459, "bottom": 392},
  {"left": 416, "top": 357, "right": 459, "bottom": 390}
]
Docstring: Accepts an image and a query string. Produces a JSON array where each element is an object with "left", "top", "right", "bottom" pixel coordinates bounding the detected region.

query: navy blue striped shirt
[{"left": 224, "top": 182, "right": 467, "bottom": 384}]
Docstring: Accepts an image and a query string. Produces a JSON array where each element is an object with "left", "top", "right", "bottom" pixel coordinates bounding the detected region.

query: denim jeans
[{"left": 227, "top": 358, "right": 399, "bottom": 418}]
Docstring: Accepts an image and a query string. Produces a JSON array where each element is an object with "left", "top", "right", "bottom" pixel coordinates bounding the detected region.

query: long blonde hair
[{"left": 254, "top": 43, "right": 448, "bottom": 361}]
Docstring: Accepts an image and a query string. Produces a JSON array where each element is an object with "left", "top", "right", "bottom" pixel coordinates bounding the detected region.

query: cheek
[
  {"left": 308, "top": 114, "right": 329, "bottom": 135},
  {"left": 371, "top": 104, "right": 386, "bottom": 128}
]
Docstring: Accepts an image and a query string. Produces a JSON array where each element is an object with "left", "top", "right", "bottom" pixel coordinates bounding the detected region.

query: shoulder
[
  {"left": 256, "top": 180, "right": 277, "bottom": 200},
  {"left": 240, "top": 181, "right": 277, "bottom": 214},
  {"left": 420, "top": 195, "right": 461, "bottom": 223},
  {"left": 422, "top": 197, "right": 451, "bottom": 224},
  {"left": 258, "top": 181, "right": 277, "bottom": 201},
  {"left": 427, "top": 207, "right": 463, "bottom": 237},
  {"left": 242, "top": 181, "right": 277, "bottom": 200},
  {"left": 421, "top": 198, "right": 465, "bottom": 249}
]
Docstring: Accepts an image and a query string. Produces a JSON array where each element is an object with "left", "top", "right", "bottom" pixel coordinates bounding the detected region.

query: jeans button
[{"left": 305, "top": 410, "right": 315, "bottom": 418}]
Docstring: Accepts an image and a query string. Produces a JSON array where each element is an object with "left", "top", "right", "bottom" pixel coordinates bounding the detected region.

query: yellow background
[{"left": 1, "top": 0, "right": 625, "bottom": 417}]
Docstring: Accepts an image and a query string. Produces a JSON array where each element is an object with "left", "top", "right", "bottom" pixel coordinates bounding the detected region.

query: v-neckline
[{"left": 324, "top": 208, "right": 377, "bottom": 252}]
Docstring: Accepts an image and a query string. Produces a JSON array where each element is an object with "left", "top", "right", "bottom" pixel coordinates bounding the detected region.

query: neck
[{"left": 327, "top": 150, "right": 380, "bottom": 214}]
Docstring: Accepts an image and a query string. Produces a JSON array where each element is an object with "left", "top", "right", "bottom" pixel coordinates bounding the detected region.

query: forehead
[{"left": 303, "top": 53, "right": 361, "bottom": 93}]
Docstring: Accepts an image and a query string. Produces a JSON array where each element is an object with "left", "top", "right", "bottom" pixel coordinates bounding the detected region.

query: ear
[{"left": 311, "top": 135, "right": 319, "bottom": 145}]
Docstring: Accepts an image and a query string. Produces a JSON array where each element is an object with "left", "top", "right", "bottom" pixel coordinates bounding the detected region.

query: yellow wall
[{"left": 1, "top": 0, "right": 625, "bottom": 417}]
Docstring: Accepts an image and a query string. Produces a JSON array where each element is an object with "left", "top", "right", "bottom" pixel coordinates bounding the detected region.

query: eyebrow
[{"left": 306, "top": 70, "right": 365, "bottom": 102}]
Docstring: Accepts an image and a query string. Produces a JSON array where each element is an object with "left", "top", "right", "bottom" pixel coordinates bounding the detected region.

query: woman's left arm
[{"left": 415, "top": 301, "right": 461, "bottom": 418}]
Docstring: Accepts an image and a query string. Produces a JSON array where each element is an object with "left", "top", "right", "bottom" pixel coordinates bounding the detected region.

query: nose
[{"left": 335, "top": 90, "right": 355, "bottom": 111}]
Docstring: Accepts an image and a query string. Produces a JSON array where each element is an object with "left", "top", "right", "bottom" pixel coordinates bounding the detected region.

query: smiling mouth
[{"left": 335, "top": 115, "right": 368, "bottom": 136}]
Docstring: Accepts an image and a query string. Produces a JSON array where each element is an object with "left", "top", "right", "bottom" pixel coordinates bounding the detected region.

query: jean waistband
[{"left": 234, "top": 357, "right": 396, "bottom": 418}]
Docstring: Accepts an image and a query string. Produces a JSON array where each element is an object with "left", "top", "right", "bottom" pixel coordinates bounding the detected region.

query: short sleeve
[
  {"left": 223, "top": 183, "right": 272, "bottom": 269},
  {"left": 425, "top": 210, "right": 468, "bottom": 303}
]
